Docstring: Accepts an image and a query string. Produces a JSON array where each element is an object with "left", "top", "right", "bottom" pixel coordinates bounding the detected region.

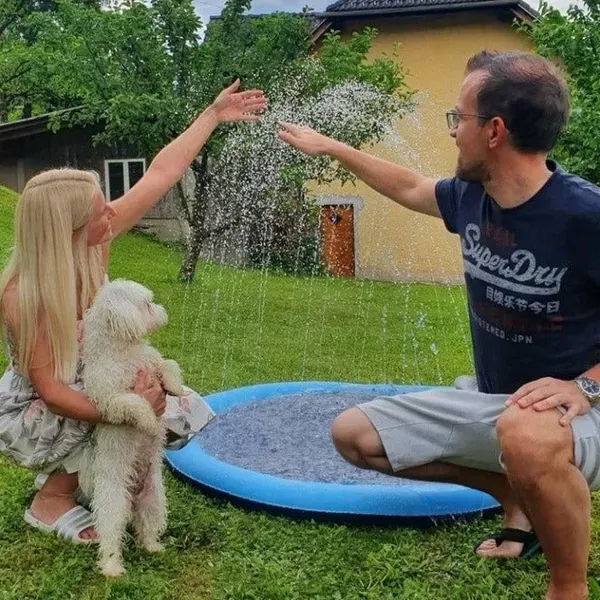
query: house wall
[
  {"left": 0, "top": 126, "right": 109, "bottom": 190},
  {"left": 312, "top": 10, "right": 533, "bottom": 284},
  {"left": 0, "top": 125, "right": 184, "bottom": 237},
  {"left": 0, "top": 159, "right": 19, "bottom": 192}
]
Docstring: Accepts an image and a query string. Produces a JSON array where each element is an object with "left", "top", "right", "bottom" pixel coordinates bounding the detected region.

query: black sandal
[{"left": 473, "top": 527, "right": 542, "bottom": 558}]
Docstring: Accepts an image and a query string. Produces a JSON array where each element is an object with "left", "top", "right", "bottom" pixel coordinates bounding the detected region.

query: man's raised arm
[{"left": 277, "top": 122, "right": 441, "bottom": 218}]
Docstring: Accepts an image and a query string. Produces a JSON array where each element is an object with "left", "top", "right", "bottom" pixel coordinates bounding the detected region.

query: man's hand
[
  {"left": 277, "top": 122, "right": 335, "bottom": 156},
  {"left": 505, "top": 377, "right": 591, "bottom": 426}
]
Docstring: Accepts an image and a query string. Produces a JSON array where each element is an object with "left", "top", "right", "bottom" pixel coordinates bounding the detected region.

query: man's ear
[{"left": 488, "top": 116, "right": 509, "bottom": 150}]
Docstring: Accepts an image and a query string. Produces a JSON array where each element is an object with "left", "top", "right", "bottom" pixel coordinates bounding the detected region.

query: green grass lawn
[{"left": 0, "top": 184, "right": 599, "bottom": 599}]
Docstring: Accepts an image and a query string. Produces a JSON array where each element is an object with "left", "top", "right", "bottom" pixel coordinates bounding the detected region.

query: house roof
[
  {"left": 307, "top": 0, "right": 538, "bottom": 44},
  {"left": 0, "top": 107, "right": 81, "bottom": 143},
  {"left": 319, "top": 0, "right": 538, "bottom": 18},
  {"left": 209, "top": 0, "right": 537, "bottom": 46}
]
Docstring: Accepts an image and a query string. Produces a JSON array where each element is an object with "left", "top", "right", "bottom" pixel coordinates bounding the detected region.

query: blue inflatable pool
[{"left": 164, "top": 381, "right": 500, "bottom": 524}]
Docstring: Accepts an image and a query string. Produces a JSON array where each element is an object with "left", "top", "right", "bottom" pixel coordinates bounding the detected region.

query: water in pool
[{"left": 196, "top": 390, "right": 430, "bottom": 486}]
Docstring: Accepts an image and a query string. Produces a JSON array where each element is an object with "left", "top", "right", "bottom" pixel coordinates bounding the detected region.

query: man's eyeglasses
[{"left": 446, "top": 111, "right": 492, "bottom": 130}]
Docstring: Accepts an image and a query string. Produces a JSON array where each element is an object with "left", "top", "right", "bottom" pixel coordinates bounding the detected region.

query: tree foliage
[
  {"left": 524, "top": 0, "right": 600, "bottom": 184},
  {"left": 3, "top": 0, "right": 414, "bottom": 280},
  {"left": 0, "top": 0, "right": 102, "bottom": 120}
]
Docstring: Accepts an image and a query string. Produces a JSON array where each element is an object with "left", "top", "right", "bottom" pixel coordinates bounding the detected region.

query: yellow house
[{"left": 309, "top": 0, "right": 537, "bottom": 284}]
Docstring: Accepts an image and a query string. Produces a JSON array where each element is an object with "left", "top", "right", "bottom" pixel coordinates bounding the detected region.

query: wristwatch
[{"left": 574, "top": 376, "right": 600, "bottom": 406}]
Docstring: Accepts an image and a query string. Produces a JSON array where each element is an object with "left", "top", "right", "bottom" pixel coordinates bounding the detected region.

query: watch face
[{"left": 580, "top": 377, "right": 600, "bottom": 397}]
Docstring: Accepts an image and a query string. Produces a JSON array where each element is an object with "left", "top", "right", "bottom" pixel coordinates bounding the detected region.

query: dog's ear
[
  {"left": 101, "top": 282, "right": 149, "bottom": 340},
  {"left": 106, "top": 304, "right": 147, "bottom": 340}
]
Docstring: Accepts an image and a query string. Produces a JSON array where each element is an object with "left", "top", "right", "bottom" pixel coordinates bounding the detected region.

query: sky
[
  {"left": 192, "top": 0, "right": 581, "bottom": 25},
  {"left": 193, "top": 1, "right": 330, "bottom": 25}
]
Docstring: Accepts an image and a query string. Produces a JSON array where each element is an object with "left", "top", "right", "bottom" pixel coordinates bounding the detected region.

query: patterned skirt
[{"left": 0, "top": 366, "right": 214, "bottom": 474}]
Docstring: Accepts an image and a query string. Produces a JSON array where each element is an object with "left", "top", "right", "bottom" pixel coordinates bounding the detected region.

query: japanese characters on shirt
[{"left": 462, "top": 221, "right": 567, "bottom": 345}]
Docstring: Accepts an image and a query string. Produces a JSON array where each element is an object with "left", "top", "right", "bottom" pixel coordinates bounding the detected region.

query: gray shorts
[{"left": 356, "top": 376, "right": 600, "bottom": 491}]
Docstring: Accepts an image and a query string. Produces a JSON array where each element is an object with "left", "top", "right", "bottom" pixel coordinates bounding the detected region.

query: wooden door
[{"left": 320, "top": 204, "right": 355, "bottom": 277}]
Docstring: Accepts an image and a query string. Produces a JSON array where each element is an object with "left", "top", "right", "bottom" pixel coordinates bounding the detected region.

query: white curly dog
[{"left": 81, "top": 278, "right": 185, "bottom": 577}]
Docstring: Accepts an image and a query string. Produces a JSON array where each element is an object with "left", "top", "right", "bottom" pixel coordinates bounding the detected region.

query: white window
[{"left": 104, "top": 158, "right": 146, "bottom": 201}]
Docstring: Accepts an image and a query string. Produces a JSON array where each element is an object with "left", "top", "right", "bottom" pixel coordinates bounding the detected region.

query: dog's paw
[
  {"left": 141, "top": 540, "right": 164, "bottom": 553},
  {"left": 164, "top": 383, "right": 186, "bottom": 398},
  {"left": 161, "top": 360, "right": 186, "bottom": 397},
  {"left": 99, "top": 557, "right": 126, "bottom": 578},
  {"left": 139, "top": 420, "right": 160, "bottom": 436},
  {"left": 160, "top": 375, "right": 185, "bottom": 398},
  {"left": 135, "top": 411, "right": 160, "bottom": 435}
]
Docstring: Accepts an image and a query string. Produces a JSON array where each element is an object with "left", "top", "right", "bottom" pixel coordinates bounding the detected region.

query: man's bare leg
[
  {"left": 497, "top": 406, "right": 590, "bottom": 600},
  {"left": 332, "top": 407, "right": 532, "bottom": 558}
]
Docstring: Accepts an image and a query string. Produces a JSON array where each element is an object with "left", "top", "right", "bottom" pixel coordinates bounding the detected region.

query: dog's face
[{"left": 89, "top": 279, "right": 168, "bottom": 341}]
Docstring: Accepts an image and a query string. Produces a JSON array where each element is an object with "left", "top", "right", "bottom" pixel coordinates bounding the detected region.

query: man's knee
[
  {"left": 496, "top": 405, "right": 572, "bottom": 485},
  {"left": 331, "top": 408, "right": 384, "bottom": 469},
  {"left": 496, "top": 406, "right": 527, "bottom": 446}
]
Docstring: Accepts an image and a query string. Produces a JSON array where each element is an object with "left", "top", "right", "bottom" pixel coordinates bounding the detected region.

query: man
[{"left": 278, "top": 50, "right": 600, "bottom": 600}]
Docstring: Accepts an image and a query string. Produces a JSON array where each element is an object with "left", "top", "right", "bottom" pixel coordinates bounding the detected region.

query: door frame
[{"left": 315, "top": 194, "right": 364, "bottom": 276}]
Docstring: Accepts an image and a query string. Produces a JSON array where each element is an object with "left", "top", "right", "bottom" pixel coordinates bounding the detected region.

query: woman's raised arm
[{"left": 108, "top": 80, "right": 266, "bottom": 237}]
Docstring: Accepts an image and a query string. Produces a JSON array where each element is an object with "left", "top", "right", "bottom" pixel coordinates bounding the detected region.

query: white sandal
[
  {"left": 24, "top": 506, "right": 97, "bottom": 545},
  {"left": 34, "top": 473, "right": 49, "bottom": 490}
]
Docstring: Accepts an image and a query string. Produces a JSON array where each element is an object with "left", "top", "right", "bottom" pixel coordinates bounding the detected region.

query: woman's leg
[{"left": 29, "top": 472, "right": 97, "bottom": 541}]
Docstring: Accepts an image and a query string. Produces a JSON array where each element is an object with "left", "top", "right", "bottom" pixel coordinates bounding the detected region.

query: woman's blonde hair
[{"left": 0, "top": 168, "right": 105, "bottom": 382}]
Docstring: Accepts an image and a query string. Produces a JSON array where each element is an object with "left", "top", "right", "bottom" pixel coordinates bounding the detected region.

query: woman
[{"left": 0, "top": 80, "right": 266, "bottom": 543}]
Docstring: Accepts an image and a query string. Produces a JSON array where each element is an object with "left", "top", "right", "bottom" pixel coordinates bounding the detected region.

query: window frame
[{"left": 104, "top": 158, "right": 147, "bottom": 201}]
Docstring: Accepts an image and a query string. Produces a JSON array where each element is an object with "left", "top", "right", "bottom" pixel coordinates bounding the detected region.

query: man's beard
[{"left": 456, "top": 157, "right": 490, "bottom": 183}]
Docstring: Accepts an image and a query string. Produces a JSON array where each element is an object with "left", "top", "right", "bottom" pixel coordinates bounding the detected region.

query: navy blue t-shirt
[{"left": 436, "top": 160, "right": 600, "bottom": 394}]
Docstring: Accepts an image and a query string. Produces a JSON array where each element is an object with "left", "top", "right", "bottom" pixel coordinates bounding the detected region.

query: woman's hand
[
  {"left": 135, "top": 370, "right": 167, "bottom": 417},
  {"left": 210, "top": 79, "right": 266, "bottom": 124},
  {"left": 107, "top": 79, "right": 265, "bottom": 238}
]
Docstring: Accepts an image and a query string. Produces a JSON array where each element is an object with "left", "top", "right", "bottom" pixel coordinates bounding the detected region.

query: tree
[
  {"left": 176, "top": 1, "right": 316, "bottom": 279},
  {"left": 14, "top": 0, "right": 412, "bottom": 281},
  {"left": 192, "top": 63, "right": 412, "bottom": 278},
  {"left": 43, "top": 0, "right": 188, "bottom": 151},
  {"left": 176, "top": 3, "right": 413, "bottom": 281},
  {"left": 0, "top": 0, "right": 102, "bottom": 121},
  {"left": 523, "top": 0, "right": 600, "bottom": 184}
]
